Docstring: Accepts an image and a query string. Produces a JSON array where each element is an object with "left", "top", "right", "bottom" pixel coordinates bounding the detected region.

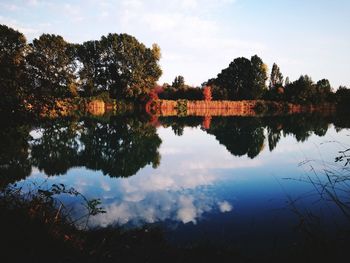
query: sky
[{"left": 1, "top": 0, "right": 349, "bottom": 88}]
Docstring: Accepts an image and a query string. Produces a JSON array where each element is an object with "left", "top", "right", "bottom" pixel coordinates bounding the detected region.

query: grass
[{"left": 282, "top": 143, "right": 350, "bottom": 262}]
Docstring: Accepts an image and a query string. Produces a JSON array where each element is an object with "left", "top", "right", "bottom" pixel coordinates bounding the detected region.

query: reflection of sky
[{"left": 24, "top": 125, "right": 350, "bottom": 232}]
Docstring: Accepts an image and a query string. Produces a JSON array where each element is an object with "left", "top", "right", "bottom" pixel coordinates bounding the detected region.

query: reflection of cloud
[
  {"left": 90, "top": 187, "right": 233, "bottom": 227},
  {"left": 218, "top": 201, "right": 233, "bottom": 212},
  {"left": 177, "top": 196, "right": 197, "bottom": 224}
]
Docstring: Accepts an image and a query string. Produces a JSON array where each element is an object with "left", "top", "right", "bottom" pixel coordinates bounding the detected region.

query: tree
[
  {"left": 203, "top": 86, "right": 212, "bottom": 101},
  {"left": 0, "top": 24, "right": 28, "bottom": 114},
  {"left": 211, "top": 55, "right": 268, "bottom": 100},
  {"left": 269, "top": 63, "right": 284, "bottom": 89},
  {"left": 250, "top": 55, "right": 268, "bottom": 99},
  {"left": 98, "top": 33, "right": 162, "bottom": 100},
  {"left": 336, "top": 86, "right": 350, "bottom": 111},
  {"left": 315, "top": 79, "right": 331, "bottom": 103},
  {"left": 76, "top": 40, "right": 105, "bottom": 96},
  {"left": 172, "top": 75, "right": 185, "bottom": 89},
  {"left": 285, "top": 75, "right": 315, "bottom": 104},
  {"left": 26, "top": 34, "right": 77, "bottom": 99},
  {"left": 285, "top": 76, "right": 290, "bottom": 86}
]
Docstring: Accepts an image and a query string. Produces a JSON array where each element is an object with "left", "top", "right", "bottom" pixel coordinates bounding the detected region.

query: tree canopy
[
  {"left": 0, "top": 24, "right": 163, "bottom": 115},
  {"left": 269, "top": 63, "right": 284, "bottom": 89},
  {"left": 0, "top": 25, "right": 28, "bottom": 114},
  {"left": 208, "top": 55, "right": 268, "bottom": 100}
]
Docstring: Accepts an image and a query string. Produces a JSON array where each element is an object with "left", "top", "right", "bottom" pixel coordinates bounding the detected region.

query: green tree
[
  {"left": 315, "top": 79, "right": 331, "bottom": 103},
  {"left": 336, "top": 86, "right": 350, "bottom": 112},
  {"left": 0, "top": 24, "right": 28, "bottom": 114},
  {"left": 76, "top": 40, "right": 105, "bottom": 96},
  {"left": 98, "top": 33, "right": 162, "bottom": 100},
  {"left": 285, "top": 75, "right": 315, "bottom": 104},
  {"left": 269, "top": 63, "right": 284, "bottom": 89},
  {"left": 250, "top": 55, "right": 268, "bottom": 99},
  {"left": 26, "top": 34, "right": 77, "bottom": 99},
  {"left": 172, "top": 75, "right": 185, "bottom": 89},
  {"left": 213, "top": 55, "right": 268, "bottom": 100}
]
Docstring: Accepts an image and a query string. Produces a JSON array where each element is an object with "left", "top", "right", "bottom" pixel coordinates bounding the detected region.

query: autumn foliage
[{"left": 203, "top": 86, "right": 212, "bottom": 101}]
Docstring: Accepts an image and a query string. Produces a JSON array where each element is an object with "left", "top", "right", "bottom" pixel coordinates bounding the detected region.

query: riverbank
[
  {"left": 30, "top": 98, "right": 134, "bottom": 118},
  {"left": 33, "top": 97, "right": 337, "bottom": 119},
  {"left": 150, "top": 99, "right": 336, "bottom": 117}
]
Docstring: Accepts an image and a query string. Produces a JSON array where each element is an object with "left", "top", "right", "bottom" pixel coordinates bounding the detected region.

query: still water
[{"left": 1, "top": 114, "right": 350, "bottom": 253}]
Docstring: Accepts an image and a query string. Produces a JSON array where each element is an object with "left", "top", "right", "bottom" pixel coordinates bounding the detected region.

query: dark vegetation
[
  {"left": 0, "top": 115, "right": 161, "bottom": 186},
  {"left": 204, "top": 60, "right": 350, "bottom": 110},
  {"left": 2, "top": 113, "right": 349, "bottom": 188},
  {"left": 2, "top": 23, "right": 350, "bottom": 120},
  {"left": 0, "top": 24, "right": 161, "bottom": 117}
]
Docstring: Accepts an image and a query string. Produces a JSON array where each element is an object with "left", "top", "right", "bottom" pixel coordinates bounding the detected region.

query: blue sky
[{"left": 1, "top": 0, "right": 349, "bottom": 88}]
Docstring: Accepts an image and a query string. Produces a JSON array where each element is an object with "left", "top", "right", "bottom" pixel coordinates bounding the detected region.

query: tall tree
[
  {"left": 212, "top": 55, "right": 268, "bottom": 100},
  {"left": 315, "top": 78, "right": 331, "bottom": 103},
  {"left": 98, "top": 33, "right": 162, "bottom": 100},
  {"left": 172, "top": 75, "right": 185, "bottom": 89},
  {"left": 76, "top": 40, "right": 104, "bottom": 96},
  {"left": 26, "top": 34, "right": 77, "bottom": 99},
  {"left": 285, "top": 75, "right": 315, "bottom": 103},
  {"left": 250, "top": 55, "right": 268, "bottom": 99},
  {"left": 269, "top": 63, "right": 284, "bottom": 89},
  {"left": 0, "top": 24, "right": 28, "bottom": 114}
]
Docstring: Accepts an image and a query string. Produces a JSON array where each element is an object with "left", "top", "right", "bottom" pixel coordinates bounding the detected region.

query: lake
[{"left": 1, "top": 113, "right": 350, "bottom": 258}]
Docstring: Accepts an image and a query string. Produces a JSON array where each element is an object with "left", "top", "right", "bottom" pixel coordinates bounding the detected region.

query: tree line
[
  {"left": 1, "top": 23, "right": 349, "bottom": 117},
  {"left": 204, "top": 56, "right": 350, "bottom": 108},
  {"left": 0, "top": 24, "right": 162, "bottom": 115}
]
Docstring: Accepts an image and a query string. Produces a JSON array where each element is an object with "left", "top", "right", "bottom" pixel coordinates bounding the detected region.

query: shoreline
[
  {"left": 32, "top": 98, "right": 337, "bottom": 118},
  {"left": 150, "top": 99, "right": 336, "bottom": 117}
]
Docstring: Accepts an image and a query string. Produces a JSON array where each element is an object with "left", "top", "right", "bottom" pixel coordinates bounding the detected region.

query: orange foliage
[
  {"left": 88, "top": 99, "right": 105, "bottom": 115},
  {"left": 203, "top": 86, "right": 212, "bottom": 101},
  {"left": 202, "top": 116, "right": 212, "bottom": 129}
]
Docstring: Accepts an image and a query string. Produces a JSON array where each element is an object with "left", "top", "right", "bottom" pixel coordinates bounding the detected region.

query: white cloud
[
  {"left": 177, "top": 195, "right": 197, "bottom": 224},
  {"left": 218, "top": 201, "right": 233, "bottom": 212},
  {"left": 113, "top": 0, "right": 263, "bottom": 85}
]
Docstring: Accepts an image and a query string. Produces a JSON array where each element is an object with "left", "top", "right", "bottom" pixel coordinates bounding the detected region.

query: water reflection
[
  {"left": 0, "top": 123, "right": 32, "bottom": 187},
  {"left": 0, "top": 113, "right": 347, "bottom": 185},
  {"left": 30, "top": 116, "right": 162, "bottom": 177},
  {"left": 1, "top": 113, "right": 349, "bottom": 260}
]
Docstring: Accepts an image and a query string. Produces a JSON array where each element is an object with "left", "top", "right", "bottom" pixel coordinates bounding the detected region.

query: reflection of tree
[
  {"left": 159, "top": 116, "right": 202, "bottom": 136},
  {"left": 30, "top": 117, "right": 162, "bottom": 178},
  {"left": 279, "top": 114, "right": 329, "bottom": 142},
  {"left": 207, "top": 117, "right": 265, "bottom": 159},
  {"left": 1, "top": 113, "right": 347, "bottom": 186},
  {"left": 158, "top": 113, "right": 336, "bottom": 159},
  {"left": 0, "top": 122, "right": 32, "bottom": 187},
  {"left": 267, "top": 127, "right": 281, "bottom": 152},
  {"left": 80, "top": 117, "right": 162, "bottom": 177},
  {"left": 31, "top": 119, "right": 81, "bottom": 176}
]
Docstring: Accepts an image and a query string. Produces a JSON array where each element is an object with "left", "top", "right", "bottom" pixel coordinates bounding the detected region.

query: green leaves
[
  {"left": 85, "top": 199, "right": 106, "bottom": 216},
  {"left": 210, "top": 55, "right": 268, "bottom": 100},
  {"left": 78, "top": 33, "right": 162, "bottom": 100}
]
